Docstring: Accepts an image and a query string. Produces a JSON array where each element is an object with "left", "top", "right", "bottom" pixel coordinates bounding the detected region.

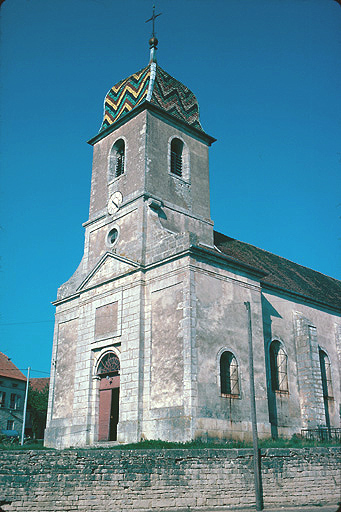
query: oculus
[{"left": 107, "top": 227, "right": 119, "bottom": 246}]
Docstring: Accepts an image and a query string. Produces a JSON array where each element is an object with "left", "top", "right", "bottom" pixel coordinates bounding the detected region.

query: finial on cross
[{"left": 145, "top": 5, "right": 162, "bottom": 39}]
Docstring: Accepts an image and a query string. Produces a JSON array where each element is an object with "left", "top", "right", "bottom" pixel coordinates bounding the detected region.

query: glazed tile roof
[
  {"left": 214, "top": 232, "right": 341, "bottom": 311},
  {"left": 100, "top": 63, "right": 202, "bottom": 132},
  {"left": 0, "top": 352, "right": 26, "bottom": 381}
]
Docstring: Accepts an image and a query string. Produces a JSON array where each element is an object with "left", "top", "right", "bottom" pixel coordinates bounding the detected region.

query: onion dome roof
[{"left": 100, "top": 62, "right": 203, "bottom": 132}]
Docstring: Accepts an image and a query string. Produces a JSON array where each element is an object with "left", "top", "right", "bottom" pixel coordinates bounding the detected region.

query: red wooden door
[{"left": 98, "top": 375, "right": 120, "bottom": 441}]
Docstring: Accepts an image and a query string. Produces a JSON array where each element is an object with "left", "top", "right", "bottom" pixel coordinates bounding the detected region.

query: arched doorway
[{"left": 96, "top": 352, "right": 120, "bottom": 441}]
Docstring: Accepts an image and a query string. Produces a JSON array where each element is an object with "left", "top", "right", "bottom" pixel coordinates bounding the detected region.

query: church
[{"left": 44, "top": 30, "right": 341, "bottom": 449}]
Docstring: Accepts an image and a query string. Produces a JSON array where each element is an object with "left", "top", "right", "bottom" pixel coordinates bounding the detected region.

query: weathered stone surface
[
  {"left": 52, "top": 319, "right": 77, "bottom": 419},
  {"left": 0, "top": 448, "right": 339, "bottom": 511},
  {"left": 151, "top": 282, "right": 184, "bottom": 409}
]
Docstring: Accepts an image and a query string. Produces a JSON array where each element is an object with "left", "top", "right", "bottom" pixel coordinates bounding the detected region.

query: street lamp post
[
  {"left": 21, "top": 366, "right": 30, "bottom": 446},
  {"left": 245, "top": 302, "right": 263, "bottom": 511}
]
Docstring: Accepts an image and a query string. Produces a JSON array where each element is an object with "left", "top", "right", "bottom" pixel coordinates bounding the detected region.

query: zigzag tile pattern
[
  {"left": 100, "top": 64, "right": 203, "bottom": 132},
  {"left": 151, "top": 66, "right": 202, "bottom": 130},
  {"left": 101, "top": 66, "right": 150, "bottom": 131}
]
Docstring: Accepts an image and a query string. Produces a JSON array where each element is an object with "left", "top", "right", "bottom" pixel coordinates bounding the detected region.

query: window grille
[
  {"left": 97, "top": 352, "right": 120, "bottom": 376},
  {"left": 115, "top": 152, "right": 125, "bottom": 177},
  {"left": 319, "top": 350, "right": 333, "bottom": 399},
  {"left": 270, "top": 341, "right": 288, "bottom": 392},
  {"left": 171, "top": 151, "right": 182, "bottom": 177},
  {"left": 220, "top": 351, "right": 240, "bottom": 396}
]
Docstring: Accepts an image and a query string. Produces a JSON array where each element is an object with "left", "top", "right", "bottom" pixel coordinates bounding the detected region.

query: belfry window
[
  {"left": 319, "top": 349, "right": 333, "bottom": 399},
  {"left": 170, "top": 138, "right": 183, "bottom": 177},
  {"left": 270, "top": 340, "right": 288, "bottom": 393},
  {"left": 220, "top": 351, "right": 240, "bottom": 396},
  {"left": 109, "top": 139, "right": 125, "bottom": 180}
]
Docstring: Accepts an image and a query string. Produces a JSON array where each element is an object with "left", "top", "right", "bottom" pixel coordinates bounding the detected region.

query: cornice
[{"left": 87, "top": 101, "right": 216, "bottom": 147}]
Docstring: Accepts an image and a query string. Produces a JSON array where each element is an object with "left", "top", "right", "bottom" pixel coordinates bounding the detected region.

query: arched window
[
  {"left": 97, "top": 352, "right": 120, "bottom": 377},
  {"left": 170, "top": 138, "right": 183, "bottom": 177},
  {"left": 220, "top": 351, "right": 240, "bottom": 396},
  {"left": 109, "top": 139, "right": 125, "bottom": 180},
  {"left": 270, "top": 340, "right": 288, "bottom": 392},
  {"left": 319, "top": 349, "right": 333, "bottom": 399}
]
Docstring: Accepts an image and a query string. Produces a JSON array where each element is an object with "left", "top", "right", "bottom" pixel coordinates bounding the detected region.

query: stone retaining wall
[{"left": 0, "top": 447, "right": 340, "bottom": 511}]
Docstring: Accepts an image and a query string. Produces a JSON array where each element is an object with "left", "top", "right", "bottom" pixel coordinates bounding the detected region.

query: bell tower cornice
[{"left": 87, "top": 101, "right": 216, "bottom": 147}]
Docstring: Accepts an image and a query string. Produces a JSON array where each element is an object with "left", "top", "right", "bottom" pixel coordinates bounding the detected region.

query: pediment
[{"left": 78, "top": 253, "right": 139, "bottom": 290}]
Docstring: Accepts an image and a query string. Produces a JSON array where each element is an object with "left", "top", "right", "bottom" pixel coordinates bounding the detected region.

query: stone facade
[
  {"left": 44, "top": 53, "right": 341, "bottom": 449},
  {"left": 0, "top": 448, "right": 340, "bottom": 511}
]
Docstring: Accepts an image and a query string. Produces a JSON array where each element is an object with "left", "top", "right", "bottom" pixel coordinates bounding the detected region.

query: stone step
[{"left": 94, "top": 440, "right": 120, "bottom": 448}]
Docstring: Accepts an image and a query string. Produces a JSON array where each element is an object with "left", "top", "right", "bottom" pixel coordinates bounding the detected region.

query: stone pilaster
[{"left": 293, "top": 313, "right": 325, "bottom": 428}]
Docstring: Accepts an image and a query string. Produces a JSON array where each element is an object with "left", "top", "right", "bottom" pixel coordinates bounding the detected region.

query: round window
[{"left": 107, "top": 227, "right": 119, "bottom": 246}]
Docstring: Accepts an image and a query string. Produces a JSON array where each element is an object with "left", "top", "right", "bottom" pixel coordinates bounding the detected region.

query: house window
[
  {"left": 7, "top": 420, "right": 14, "bottom": 430},
  {"left": 319, "top": 349, "right": 333, "bottom": 399},
  {"left": 220, "top": 351, "right": 240, "bottom": 396},
  {"left": 170, "top": 138, "right": 183, "bottom": 177},
  {"left": 109, "top": 139, "right": 125, "bottom": 180},
  {"left": 270, "top": 340, "right": 288, "bottom": 392},
  {"left": 0, "top": 391, "right": 5, "bottom": 408},
  {"left": 10, "top": 393, "right": 20, "bottom": 410}
]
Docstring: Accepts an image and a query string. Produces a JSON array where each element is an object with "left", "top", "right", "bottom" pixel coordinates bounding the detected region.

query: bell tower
[
  {"left": 45, "top": 31, "right": 216, "bottom": 448},
  {"left": 80, "top": 35, "right": 216, "bottom": 278}
]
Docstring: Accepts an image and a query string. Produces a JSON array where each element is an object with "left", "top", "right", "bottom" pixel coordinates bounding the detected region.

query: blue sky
[{"left": 1, "top": 0, "right": 340, "bottom": 376}]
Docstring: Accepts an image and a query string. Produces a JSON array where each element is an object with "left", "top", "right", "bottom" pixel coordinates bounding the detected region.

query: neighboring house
[
  {"left": 28, "top": 378, "right": 50, "bottom": 439},
  {"left": 0, "top": 352, "right": 26, "bottom": 434},
  {"left": 30, "top": 378, "right": 50, "bottom": 394},
  {"left": 44, "top": 36, "right": 341, "bottom": 449}
]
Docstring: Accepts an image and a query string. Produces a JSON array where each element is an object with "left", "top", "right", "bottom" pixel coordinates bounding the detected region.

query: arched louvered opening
[
  {"left": 109, "top": 139, "right": 125, "bottom": 180},
  {"left": 170, "top": 138, "right": 183, "bottom": 177}
]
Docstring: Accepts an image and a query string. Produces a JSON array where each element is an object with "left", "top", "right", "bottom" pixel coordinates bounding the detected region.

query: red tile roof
[
  {"left": 214, "top": 231, "right": 341, "bottom": 312},
  {"left": 30, "top": 377, "right": 49, "bottom": 392},
  {"left": 0, "top": 352, "right": 26, "bottom": 381}
]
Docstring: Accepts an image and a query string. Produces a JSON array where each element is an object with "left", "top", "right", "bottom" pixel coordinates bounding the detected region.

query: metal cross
[{"left": 145, "top": 5, "right": 162, "bottom": 38}]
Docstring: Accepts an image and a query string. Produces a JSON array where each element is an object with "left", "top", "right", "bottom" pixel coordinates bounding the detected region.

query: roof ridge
[{"left": 0, "top": 352, "right": 27, "bottom": 381}]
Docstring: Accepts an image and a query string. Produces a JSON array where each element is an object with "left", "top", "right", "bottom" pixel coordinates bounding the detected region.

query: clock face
[{"left": 108, "top": 191, "right": 123, "bottom": 215}]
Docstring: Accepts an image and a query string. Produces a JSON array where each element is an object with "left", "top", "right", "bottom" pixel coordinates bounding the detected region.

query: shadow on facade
[{"left": 261, "top": 294, "right": 282, "bottom": 439}]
